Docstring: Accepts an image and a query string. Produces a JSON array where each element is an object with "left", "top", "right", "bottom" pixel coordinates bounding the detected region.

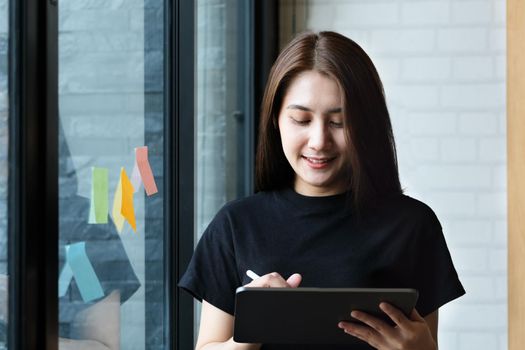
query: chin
[{"left": 306, "top": 181, "right": 336, "bottom": 191}]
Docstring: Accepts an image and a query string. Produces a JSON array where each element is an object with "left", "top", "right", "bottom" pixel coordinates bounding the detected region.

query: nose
[{"left": 307, "top": 121, "right": 332, "bottom": 151}]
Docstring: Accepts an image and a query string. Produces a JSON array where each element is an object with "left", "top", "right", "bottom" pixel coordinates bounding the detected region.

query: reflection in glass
[
  {"left": 195, "top": 0, "right": 251, "bottom": 340},
  {"left": 196, "top": 0, "right": 246, "bottom": 237},
  {"left": 58, "top": 1, "right": 165, "bottom": 349},
  {"left": 0, "top": 0, "right": 8, "bottom": 347}
]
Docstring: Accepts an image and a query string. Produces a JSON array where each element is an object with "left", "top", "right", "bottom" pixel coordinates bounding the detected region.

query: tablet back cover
[{"left": 233, "top": 287, "right": 418, "bottom": 345}]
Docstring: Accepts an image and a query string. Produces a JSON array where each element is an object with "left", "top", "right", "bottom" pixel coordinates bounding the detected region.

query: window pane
[
  {"left": 0, "top": 0, "right": 8, "bottom": 347},
  {"left": 58, "top": 1, "right": 165, "bottom": 349},
  {"left": 195, "top": 0, "right": 251, "bottom": 337},
  {"left": 196, "top": 0, "right": 249, "bottom": 236}
]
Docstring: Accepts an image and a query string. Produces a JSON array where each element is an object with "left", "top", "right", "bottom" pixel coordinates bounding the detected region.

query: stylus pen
[{"left": 246, "top": 270, "right": 260, "bottom": 280}]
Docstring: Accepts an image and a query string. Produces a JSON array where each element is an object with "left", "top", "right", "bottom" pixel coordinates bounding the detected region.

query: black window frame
[
  {"left": 8, "top": 0, "right": 59, "bottom": 348},
  {"left": 168, "top": 0, "right": 195, "bottom": 349}
]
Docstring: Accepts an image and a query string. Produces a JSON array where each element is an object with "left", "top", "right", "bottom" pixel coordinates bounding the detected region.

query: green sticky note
[{"left": 88, "top": 167, "right": 108, "bottom": 224}]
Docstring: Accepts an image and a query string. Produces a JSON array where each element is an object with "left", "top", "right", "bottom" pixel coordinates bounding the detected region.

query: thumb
[{"left": 286, "top": 273, "right": 302, "bottom": 288}]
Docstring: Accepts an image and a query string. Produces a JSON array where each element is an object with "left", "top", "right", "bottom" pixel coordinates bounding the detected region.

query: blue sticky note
[
  {"left": 58, "top": 262, "right": 73, "bottom": 297},
  {"left": 66, "top": 242, "right": 104, "bottom": 303}
]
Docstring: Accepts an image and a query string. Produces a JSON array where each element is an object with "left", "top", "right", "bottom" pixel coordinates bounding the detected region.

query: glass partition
[
  {"left": 58, "top": 1, "right": 166, "bottom": 348},
  {"left": 194, "top": 0, "right": 253, "bottom": 339},
  {"left": 196, "top": 0, "right": 251, "bottom": 237}
]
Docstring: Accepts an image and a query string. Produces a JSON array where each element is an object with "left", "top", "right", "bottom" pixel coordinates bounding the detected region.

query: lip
[{"left": 302, "top": 155, "right": 336, "bottom": 169}]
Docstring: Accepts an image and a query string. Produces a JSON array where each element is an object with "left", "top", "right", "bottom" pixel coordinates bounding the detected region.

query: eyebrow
[{"left": 285, "top": 104, "right": 342, "bottom": 114}]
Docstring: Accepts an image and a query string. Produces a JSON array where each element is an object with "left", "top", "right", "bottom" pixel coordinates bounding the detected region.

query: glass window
[
  {"left": 196, "top": 0, "right": 250, "bottom": 237},
  {"left": 194, "top": 0, "right": 253, "bottom": 337},
  {"left": 58, "top": 1, "right": 165, "bottom": 349},
  {"left": 0, "top": 0, "right": 8, "bottom": 347}
]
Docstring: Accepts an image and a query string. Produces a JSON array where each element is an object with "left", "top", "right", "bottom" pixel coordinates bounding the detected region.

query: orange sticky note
[
  {"left": 135, "top": 146, "right": 158, "bottom": 196},
  {"left": 120, "top": 168, "right": 136, "bottom": 232},
  {"left": 111, "top": 172, "right": 125, "bottom": 233}
]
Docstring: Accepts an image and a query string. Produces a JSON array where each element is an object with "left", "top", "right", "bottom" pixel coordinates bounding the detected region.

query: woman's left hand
[{"left": 337, "top": 302, "right": 437, "bottom": 350}]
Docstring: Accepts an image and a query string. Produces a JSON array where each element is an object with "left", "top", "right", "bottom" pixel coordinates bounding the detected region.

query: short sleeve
[
  {"left": 178, "top": 207, "right": 241, "bottom": 315},
  {"left": 411, "top": 211, "right": 465, "bottom": 317}
]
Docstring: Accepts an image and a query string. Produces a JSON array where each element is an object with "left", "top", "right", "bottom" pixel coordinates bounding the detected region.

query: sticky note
[
  {"left": 120, "top": 168, "right": 137, "bottom": 232},
  {"left": 130, "top": 160, "right": 142, "bottom": 193},
  {"left": 111, "top": 172, "right": 125, "bottom": 233},
  {"left": 88, "top": 167, "right": 109, "bottom": 224},
  {"left": 58, "top": 262, "right": 73, "bottom": 297},
  {"left": 135, "top": 146, "right": 158, "bottom": 196},
  {"left": 66, "top": 242, "right": 104, "bottom": 303}
]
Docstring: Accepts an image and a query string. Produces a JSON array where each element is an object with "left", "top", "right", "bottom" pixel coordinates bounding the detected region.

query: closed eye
[
  {"left": 290, "top": 117, "right": 310, "bottom": 125},
  {"left": 330, "top": 121, "right": 344, "bottom": 128}
]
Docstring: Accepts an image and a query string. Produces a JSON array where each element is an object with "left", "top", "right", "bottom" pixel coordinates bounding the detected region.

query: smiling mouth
[{"left": 302, "top": 156, "right": 336, "bottom": 164}]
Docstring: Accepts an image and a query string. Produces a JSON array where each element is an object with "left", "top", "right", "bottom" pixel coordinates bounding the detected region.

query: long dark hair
[{"left": 255, "top": 31, "right": 402, "bottom": 212}]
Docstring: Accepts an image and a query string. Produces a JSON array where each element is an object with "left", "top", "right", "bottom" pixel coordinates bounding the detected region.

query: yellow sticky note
[
  {"left": 111, "top": 172, "right": 125, "bottom": 233},
  {"left": 120, "top": 168, "right": 137, "bottom": 232}
]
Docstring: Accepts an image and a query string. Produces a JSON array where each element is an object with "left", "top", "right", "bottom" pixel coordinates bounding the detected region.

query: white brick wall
[{"left": 306, "top": 0, "right": 507, "bottom": 349}]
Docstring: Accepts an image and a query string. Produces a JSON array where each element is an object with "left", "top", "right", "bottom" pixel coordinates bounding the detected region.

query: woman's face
[{"left": 278, "top": 70, "right": 350, "bottom": 196}]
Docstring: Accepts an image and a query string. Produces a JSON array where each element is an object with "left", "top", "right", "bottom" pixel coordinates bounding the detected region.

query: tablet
[{"left": 233, "top": 287, "right": 418, "bottom": 345}]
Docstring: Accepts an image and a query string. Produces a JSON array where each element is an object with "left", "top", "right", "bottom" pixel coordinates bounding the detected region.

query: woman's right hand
[
  {"left": 196, "top": 273, "right": 302, "bottom": 350},
  {"left": 244, "top": 272, "right": 302, "bottom": 288}
]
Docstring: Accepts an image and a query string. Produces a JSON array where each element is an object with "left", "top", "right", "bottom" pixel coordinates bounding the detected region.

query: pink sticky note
[{"left": 135, "top": 146, "right": 158, "bottom": 196}]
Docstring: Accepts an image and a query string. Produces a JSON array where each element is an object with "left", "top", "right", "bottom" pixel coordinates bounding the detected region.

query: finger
[
  {"left": 379, "top": 302, "right": 410, "bottom": 329},
  {"left": 338, "top": 321, "right": 385, "bottom": 349},
  {"left": 247, "top": 272, "right": 288, "bottom": 288},
  {"left": 286, "top": 273, "right": 302, "bottom": 288},
  {"left": 409, "top": 308, "right": 425, "bottom": 322},
  {"left": 350, "top": 310, "right": 396, "bottom": 338}
]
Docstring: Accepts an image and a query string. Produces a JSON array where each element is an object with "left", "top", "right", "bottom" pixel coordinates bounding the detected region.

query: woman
[{"left": 179, "top": 31, "right": 465, "bottom": 350}]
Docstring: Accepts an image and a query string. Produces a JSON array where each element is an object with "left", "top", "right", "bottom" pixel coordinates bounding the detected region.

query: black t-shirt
[{"left": 179, "top": 188, "right": 465, "bottom": 349}]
